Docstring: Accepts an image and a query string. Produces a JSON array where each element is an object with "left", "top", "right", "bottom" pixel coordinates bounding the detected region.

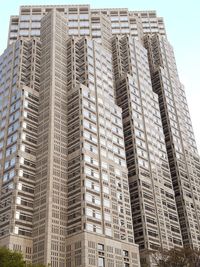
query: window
[
  {"left": 98, "top": 257, "right": 105, "bottom": 267},
  {"left": 9, "top": 111, "right": 20, "bottom": 123},
  {"left": 102, "top": 173, "right": 109, "bottom": 181},
  {"left": 97, "top": 244, "right": 104, "bottom": 251},
  {"left": 105, "top": 228, "right": 112, "bottom": 236},
  {"left": 0, "top": 130, "right": 5, "bottom": 139},
  {"left": 123, "top": 250, "right": 129, "bottom": 257},
  {"left": 103, "top": 199, "right": 110, "bottom": 208},
  {"left": 7, "top": 133, "right": 18, "bottom": 145},
  {"left": 103, "top": 186, "right": 109, "bottom": 194},
  {"left": 6, "top": 144, "right": 17, "bottom": 157},
  {"left": 4, "top": 157, "right": 16, "bottom": 169},
  {"left": 86, "top": 194, "right": 100, "bottom": 206},
  {"left": 0, "top": 141, "right": 3, "bottom": 149},
  {"left": 8, "top": 121, "right": 19, "bottom": 134},
  {"left": 20, "top": 15, "right": 30, "bottom": 21},
  {"left": 86, "top": 208, "right": 101, "bottom": 220},
  {"left": 104, "top": 213, "right": 111, "bottom": 222},
  {"left": 86, "top": 208, "right": 93, "bottom": 217}
]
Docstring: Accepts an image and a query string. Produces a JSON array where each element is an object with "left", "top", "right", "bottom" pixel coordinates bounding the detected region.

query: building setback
[
  {"left": 112, "top": 35, "right": 182, "bottom": 259},
  {"left": 0, "top": 38, "right": 40, "bottom": 261},
  {"left": 144, "top": 34, "right": 200, "bottom": 248},
  {"left": 0, "top": 4, "right": 200, "bottom": 267}
]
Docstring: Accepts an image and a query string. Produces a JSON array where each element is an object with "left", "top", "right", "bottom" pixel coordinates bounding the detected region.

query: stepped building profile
[{"left": 0, "top": 4, "right": 200, "bottom": 267}]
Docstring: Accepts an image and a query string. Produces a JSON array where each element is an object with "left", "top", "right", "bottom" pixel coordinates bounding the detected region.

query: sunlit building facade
[{"left": 0, "top": 4, "right": 200, "bottom": 267}]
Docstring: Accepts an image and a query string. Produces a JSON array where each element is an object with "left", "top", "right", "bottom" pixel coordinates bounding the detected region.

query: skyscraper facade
[{"left": 0, "top": 4, "right": 200, "bottom": 267}]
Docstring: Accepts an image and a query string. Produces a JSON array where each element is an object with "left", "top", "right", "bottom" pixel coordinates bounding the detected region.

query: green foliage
[
  {"left": 150, "top": 247, "right": 200, "bottom": 267},
  {"left": 0, "top": 247, "right": 46, "bottom": 267},
  {"left": 0, "top": 246, "right": 25, "bottom": 267}
]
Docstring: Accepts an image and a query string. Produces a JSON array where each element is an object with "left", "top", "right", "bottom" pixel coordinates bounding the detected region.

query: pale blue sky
[{"left": 1, "top": 0, "right": 200, "bottom": 151}]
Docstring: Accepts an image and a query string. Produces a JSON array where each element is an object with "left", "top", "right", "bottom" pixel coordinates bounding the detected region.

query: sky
[{"left": 1, "top": 0, "right": 200, "bottom": 151}]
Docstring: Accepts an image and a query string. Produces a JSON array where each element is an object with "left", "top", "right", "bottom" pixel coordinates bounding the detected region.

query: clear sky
[{"left": 1, "top": 0, "right": 200, "bottom": 151}]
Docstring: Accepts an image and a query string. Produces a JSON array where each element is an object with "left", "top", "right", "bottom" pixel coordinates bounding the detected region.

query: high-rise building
[
  {"left": 144, "top": 34, "right": 200, "bottom": 248},
  {"left": 0, "top": 38, "right": 40, "bottom": 263},
  {"left": 0, "top": 4, "right": 200, "bottom": 267},
  {"left": 112, "top": 35, "right": 182, "bottom": 261}
]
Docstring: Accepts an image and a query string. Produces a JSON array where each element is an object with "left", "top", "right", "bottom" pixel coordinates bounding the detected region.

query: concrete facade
[{"left": 0, "top": 4, "right": 200, "bottom": 267}]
